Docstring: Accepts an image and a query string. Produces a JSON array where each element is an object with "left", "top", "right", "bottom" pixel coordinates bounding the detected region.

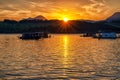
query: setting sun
[{"left": 63, "top": 18, "right": 69, "bottom": 22}]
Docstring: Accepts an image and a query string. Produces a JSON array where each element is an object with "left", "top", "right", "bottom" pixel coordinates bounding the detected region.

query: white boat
[{"left": 93, "top": 32, "right": 117, "bottom": 39}]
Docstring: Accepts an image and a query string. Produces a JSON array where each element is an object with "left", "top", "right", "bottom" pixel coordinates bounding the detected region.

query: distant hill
[
  {"left": 34, "top": 15, "right": 47, "bottom": 20},
  {"left": 22, "top": 15, "right": 47, "bottom": 21},
  {"left": 105, "top": 12, "right": 120, "bottom": 28},
  {"left": 106, "top": 12, "right": 120, "bottom": 22}
]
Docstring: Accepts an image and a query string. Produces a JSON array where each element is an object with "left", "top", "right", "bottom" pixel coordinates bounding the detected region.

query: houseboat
[
  {"left": 93, "top": 32, "right": 117, "bottom": 39},
  {"left": 19, "top": 32, "right": 49, "bottom": 40}
]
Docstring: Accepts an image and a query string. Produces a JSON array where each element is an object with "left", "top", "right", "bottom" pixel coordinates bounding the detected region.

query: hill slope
[{"left": 106, "top": 12, "right": 120, "bottom": 22}]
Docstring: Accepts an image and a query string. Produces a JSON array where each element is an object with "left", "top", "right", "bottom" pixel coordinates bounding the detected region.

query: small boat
[
  {"left": 19, "top": 32, "right": 49, "bottom": 40},
  {"left": 81, "top": 32, "right": 94, "bottom": 37},
  {"left": 93, "top": 32, "right": 117, "bottom": 39}
]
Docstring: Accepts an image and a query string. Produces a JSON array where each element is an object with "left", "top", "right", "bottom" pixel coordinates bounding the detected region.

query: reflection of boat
[
  {"left": 93, "top": 32, "right": 117, "bottom": 39},
  {"left": 19, "top": 32, "right": 49, "bottom": 40}
]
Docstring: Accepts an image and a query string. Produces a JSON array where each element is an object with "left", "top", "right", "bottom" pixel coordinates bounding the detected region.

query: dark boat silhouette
[
  {"left": 81, "top": 32, "right": 94, "bottom": 37},
  {"left": 19, "top": 32, "right": 49, "bottom": 40}
]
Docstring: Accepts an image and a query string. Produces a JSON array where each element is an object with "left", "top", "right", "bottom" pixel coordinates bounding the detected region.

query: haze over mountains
[
  {"left": 19, "top": 12, "right": 120, "bottom": 27},
  {"left": 23, "top": 15, "right": 47, "bottom": 21},
  {"left": 1, "top": 12, "right": 120, "bottom": 22},
  {"left": 23, "top": 12, "right": 120, "bottom": 22}
]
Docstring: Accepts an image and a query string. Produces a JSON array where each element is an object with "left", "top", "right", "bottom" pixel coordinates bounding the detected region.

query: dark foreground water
[{"left": 0, "top": 34, "right": 120, "bottom": 80}]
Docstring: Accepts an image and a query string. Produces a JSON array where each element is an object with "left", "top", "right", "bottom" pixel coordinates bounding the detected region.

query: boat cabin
[
  {"left": 19, "top": 32, "right": 49, "bottom": 40},
  {"left": 98, "top": 32, "right": 117, "bottom": 39}
]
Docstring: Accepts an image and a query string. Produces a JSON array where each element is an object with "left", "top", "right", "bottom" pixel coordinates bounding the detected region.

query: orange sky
[{"left": 0, "top": 0, "right": 120, "bottom": 20}]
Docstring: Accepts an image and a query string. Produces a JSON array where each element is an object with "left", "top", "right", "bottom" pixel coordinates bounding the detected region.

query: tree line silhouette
[{"left": 0, "top": 19, "right": 120, "bottom": 33}]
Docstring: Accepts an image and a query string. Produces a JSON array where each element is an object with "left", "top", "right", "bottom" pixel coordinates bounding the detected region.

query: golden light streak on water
[{"left": 63, "top": 36, "right": 68, "bottom": 58}]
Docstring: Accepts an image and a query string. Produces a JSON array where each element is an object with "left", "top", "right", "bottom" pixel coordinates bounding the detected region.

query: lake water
[{"left": 0, "top": 34, "right": 120, "bottom": 80}]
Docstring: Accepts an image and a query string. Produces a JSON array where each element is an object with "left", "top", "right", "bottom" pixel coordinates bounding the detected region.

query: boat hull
[
  {"left": 93, "top": 36, "right": 117, "bottom": 39},
  {"left": 19, "top": 36, "right": 41, "bottom": 40}
]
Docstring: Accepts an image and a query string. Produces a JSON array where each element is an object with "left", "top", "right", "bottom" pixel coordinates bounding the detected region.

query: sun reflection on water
[
  {"left": 62, "top": 35, "right": 72, "bottom": 68},
  {"left": 63, "top": 36, "right": 68, "bottom": 58}
]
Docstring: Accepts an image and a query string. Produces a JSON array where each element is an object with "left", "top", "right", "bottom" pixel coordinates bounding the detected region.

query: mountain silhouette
[
  {"left": 1, "top": 12, "right": 120, "bottom": 33},
  {"left": 22, "top": 15, "right": 47, "bottom": 21},
  {"left": 106, "top": 12, "right": 120, "bottom": 22},
  {"left": 34, "top": 15, "right": 47, "bottom": 20}
]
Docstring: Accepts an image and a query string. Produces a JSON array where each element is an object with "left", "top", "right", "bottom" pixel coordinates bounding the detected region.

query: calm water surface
[{"left": 0, "top": 34, "right": 120, "bottom": 80}]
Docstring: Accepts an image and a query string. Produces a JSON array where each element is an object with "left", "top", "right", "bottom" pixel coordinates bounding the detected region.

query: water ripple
[{"left": 0, "top": 34, "right": 120, "bottom": 80}]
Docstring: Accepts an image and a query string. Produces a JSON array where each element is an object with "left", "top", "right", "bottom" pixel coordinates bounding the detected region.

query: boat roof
[{"left": 23, "top": 32, "right": 43, "bottom": 34}]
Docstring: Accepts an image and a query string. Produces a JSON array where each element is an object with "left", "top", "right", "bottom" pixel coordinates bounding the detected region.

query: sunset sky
[{"left": 0, "top": 0, "right": 120, "bottom": 20}]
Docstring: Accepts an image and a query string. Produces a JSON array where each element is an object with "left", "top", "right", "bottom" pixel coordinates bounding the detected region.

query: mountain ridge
[
  {"left": 106, "top": 12, "right": 120, "bottom": 22},
  {"left": 22, "top": 15, "right": 47, "bottom": 21}
]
